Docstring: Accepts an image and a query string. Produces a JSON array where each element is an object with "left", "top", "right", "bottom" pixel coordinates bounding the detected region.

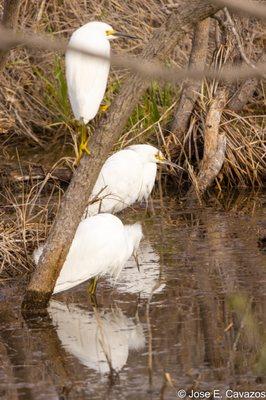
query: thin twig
[
  {"left": 211, "top": 0, "right": 266, "bottom": 21},
  {"left": 224, "top": 8, "right": 258, "bottom": 70}
]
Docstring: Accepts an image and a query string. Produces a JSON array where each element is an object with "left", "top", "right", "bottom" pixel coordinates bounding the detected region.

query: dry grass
[
  {"left": 164, "top": 16, "right": 265, "bottom": 190},
  {"left": 0, "top": 178, "right": 62, "bottom": 282},
  {"left": 170, "top": 80, "right": 265, "bottom": 189}
]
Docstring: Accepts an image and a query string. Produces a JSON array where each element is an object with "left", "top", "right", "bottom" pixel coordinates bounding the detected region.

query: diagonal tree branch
[
  {"left": 0, "top": 0, "right": 21, "bottom": 70},
  {"left": 211, "top": 0, "right": 266, "bottom": 21},
  {"left": 170, "top": 18, "right": 210, "bottom": 145},
  {"left": 22, "top": 1, "right": 223, "bottom": 311}
]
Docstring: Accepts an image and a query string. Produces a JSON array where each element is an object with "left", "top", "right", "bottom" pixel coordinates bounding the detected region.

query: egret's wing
[
  {"left": 54, "top": 215, "right": 128, "bottom": 293},
  {"left": 66, "top": 35, "right": 110, "bottom": 122},
  {"left": 89, "top": 150, "right": 143, "bottom": 214},
  {"left": 137, "top": 163, "right": 157, "bottom": 201}
]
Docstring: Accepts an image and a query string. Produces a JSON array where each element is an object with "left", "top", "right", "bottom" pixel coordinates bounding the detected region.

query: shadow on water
[{"left": 0, "top": 190, "right": 265, "bottom": 399}]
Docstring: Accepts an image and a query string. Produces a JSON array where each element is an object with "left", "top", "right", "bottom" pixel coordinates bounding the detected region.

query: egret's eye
[
  {"left": 106, "top": 29, "right": 115, "bottom": 36},
  {"left": 155, "top": 152, "right": 165, "bottom": 162}
]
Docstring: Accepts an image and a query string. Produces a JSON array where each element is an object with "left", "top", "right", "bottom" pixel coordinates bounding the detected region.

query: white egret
[
  {"left": 66, "top": 21, "right": 136, "bottom": 159},
  {"left": 33, "top": 213, "right": 143, "bottom": 295},
  {"left": 85, "top": 144, "right": 178, "bottom": 216},
  {"left": 49, "top": 301, "right": 145, "bottom": 374}
]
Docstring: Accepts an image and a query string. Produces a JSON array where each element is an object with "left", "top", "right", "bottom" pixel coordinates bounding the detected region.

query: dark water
[{"left": 0, "top": 192, "right": 265, "bottom": 399}]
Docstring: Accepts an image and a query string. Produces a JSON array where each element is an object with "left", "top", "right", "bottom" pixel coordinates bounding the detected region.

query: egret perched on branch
[
  {"left": 33, "top": 213, "right": 143, "bottom": 295},
  {"left": 66, "top": 21, "right": 137, "bottom": 161},
  {"left": 86, "top": 144, "right": 181, "bottom": 216}
]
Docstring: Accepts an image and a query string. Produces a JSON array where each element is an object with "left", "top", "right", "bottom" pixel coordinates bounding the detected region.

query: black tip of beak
[
  {"left": 163, "top": 160, "right": 186, "bottom": 172},
  {"left": 114, "top": 32, "right": 139, "bottom": 40}
]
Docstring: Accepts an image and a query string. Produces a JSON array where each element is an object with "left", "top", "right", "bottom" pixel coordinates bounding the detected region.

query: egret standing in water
[
  {"left": 66, "top": 21, "right": 136, "bottom": 161},
  {"left": 33, "top": 214, "right": 143, "bottom": 295},
  {"left": 86, "top": 144, "right": 180, "bottom": 216}
]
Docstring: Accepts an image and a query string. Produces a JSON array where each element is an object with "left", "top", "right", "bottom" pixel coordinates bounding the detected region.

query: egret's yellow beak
[
  {"left": 106, "top": 29, "right": 138, "bottom": 40},
  {"left": 156, "top": 152, "right": 185, "bottom": 171},
  {"left": 155, "top": 153, "right": 166, "bottom": 162}
]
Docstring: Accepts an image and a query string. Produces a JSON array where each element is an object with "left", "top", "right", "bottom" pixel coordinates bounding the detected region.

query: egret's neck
[{"left": 124, "top": 224, "right": 143, "bottom": 257}]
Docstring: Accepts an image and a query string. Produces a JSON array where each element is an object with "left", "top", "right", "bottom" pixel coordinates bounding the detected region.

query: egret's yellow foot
[
  {"left": 100, "top": 104, "right": 109, "bottom": 112},
  {"left": 79, "top": 138, "right": 91, "bottom": 156},
  {"left": 87, "top": 277, "right": 98, "bottom": 296},
  {"left": 75, "top": 124, "right": 90, "bottom": 164}
]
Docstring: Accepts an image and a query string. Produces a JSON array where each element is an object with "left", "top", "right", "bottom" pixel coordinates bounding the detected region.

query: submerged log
[
  {"left": 22, "top": 1, "right": 222, "bottom": 311},
  {"left": 187, "top": 88, "right": 228, "bottom": 202}
]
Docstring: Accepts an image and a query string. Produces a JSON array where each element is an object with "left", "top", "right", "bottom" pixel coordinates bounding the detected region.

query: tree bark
[
  {"left": 228, "top": 78, "right": 258, "bottom": 112},
  {"left": 187, "top": 88, "right": 228, "bottom": 203},
  {"left": 22, "top": 1, "right": 222, "bottom": 311},
  {"left": 228, "top": 53, "right": 266, "bottom": 112},
  {"left": 170, "top": 18, "right": 210, "bottom": 143},
  {"left": 0, "top": 0, "right": 21, "bottom": 70}
]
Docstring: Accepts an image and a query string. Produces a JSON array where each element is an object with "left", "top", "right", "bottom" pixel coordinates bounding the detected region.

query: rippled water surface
[{"left": 0, "top": 192, "right": 265, "bottom": 399}]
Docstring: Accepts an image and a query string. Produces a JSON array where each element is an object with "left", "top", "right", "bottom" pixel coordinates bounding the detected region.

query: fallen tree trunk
[
  {"left": 186, "top": 89, "right": 228, "bottom": 203},
  {"left": 170, "top": 18, "right": 210, "bottom": 144},
  {"left": 1, "top": 162, "right": 72, "bottom": 183},
  {"left": 22, "top": 1, "right": 222, "bottom": 311},
  {"left": 0, "top": 0, "right": 21, "bottom": 70}
]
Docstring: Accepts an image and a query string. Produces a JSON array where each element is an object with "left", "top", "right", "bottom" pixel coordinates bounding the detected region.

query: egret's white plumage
[
  {"left": 33, "top": 213, "right": 143, "bottom": 294},
  {"left": 49, "top": 301, "right": 145, "bottom": 374},
  {"left": 66, "top": 21, "right": 112, "bottom": 124},
  {"left": 86, "top": 144, "right": 165, "bottom": 216}
]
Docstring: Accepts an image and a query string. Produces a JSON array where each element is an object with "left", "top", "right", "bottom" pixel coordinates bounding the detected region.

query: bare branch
[
  {"left": 224, "top": 8, "right": 258, "bottom": 70},
  {"left": 211, "top": 0, "right": 266, "bottom": 21},
  {"left": 228, "top": 78, "right": 259, "bottom": 112},
  {"left": 170, "top": 18, "right": 210, "bottom": 142},
  {"left": 187, "top": 89, "right": 228, "bottom": 202},
  {"left": 228, "top": 54, "right": 266, "bottom": 111}
]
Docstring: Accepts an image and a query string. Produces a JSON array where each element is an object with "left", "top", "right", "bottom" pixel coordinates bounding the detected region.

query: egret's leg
[
  {"left": 133, "top": 253, "right": 140, "bottom": 272},
  {"left": 87, "top": 276, "right": 98, "bottom": 296},
  {"left": 76, "top": 123, "right": 90, "bottom": 164},
  {"left": 89, "top": 294, "right": 98, "bottom": 308},
  {"left": 145, "top": 196, "right": 155, "bottom": 217},
  {"left": 100, "top": 104, "right": 109, "bottom": 112}
]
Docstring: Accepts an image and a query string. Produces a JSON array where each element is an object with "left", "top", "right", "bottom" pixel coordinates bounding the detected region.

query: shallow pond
[{"left": 0, "top": 192, "right": 265, "bottom": 399}]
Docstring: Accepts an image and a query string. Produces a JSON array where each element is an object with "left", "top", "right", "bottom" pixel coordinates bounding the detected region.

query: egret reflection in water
[
  {"left": 48, "top": 300, "right": 145, "bottom": 374},
  {"left": 109, "top": 241, "right": 166, "bottom": 298}
]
